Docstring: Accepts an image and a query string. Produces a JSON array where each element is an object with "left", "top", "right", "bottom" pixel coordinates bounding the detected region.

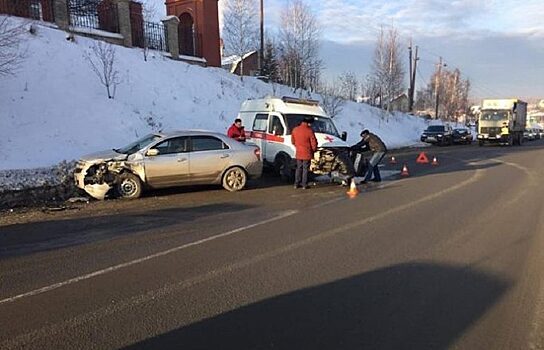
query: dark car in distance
[
  {"left": 420, "top": 125, "right": 454, "bottom": 146},
  {"left": 452, "top": 128, "right": 473, "bottom": 144}
]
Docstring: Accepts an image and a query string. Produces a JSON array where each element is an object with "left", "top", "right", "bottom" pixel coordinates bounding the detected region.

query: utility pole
[
  {"left": 408, "top": 40, "right": 418, "bottom": 112},
  {"left": 435, "top": 56, "right": 445, "bottom": 119},
  {"left": 408, "top": 39, "right": 412, "bottom": 110},
  {"left": 259, "top": 0, "right": 264, "bottom": 74}
]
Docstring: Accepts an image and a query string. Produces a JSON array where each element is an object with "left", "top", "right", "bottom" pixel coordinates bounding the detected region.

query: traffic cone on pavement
[
  {"left": 401, "top": 163, "right": 410, "bottom": 177},
  {"left": 432, "top": 156, "right": 439, "bottom": 166},
  {"left": 346, "top": 178, "right": 359, "bottom": 198},
  {"left": 390, "top": 156, "right": 397, "bottom": 164}
]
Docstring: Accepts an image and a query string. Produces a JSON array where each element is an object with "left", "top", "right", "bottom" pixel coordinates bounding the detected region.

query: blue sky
[{"left": 158, "top": 0, "right": 544, "bottom": 99}]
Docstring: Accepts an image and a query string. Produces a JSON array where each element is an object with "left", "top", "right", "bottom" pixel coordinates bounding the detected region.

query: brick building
[{"left": 165, "top": 0, "right": 221, "bottom": 67}]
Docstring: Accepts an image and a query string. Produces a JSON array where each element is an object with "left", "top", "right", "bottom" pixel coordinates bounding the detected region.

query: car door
[
  {"left": 250, "top": 114, "right": 269, "bottom": 163},
  {"left": 144, "top": 136, "right": 190, "bottom": 187},
  {"left": 189, "top": 135, "right": 231, "bottom": 184}
]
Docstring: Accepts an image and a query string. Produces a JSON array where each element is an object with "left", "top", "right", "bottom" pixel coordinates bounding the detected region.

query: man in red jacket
[
  {"left": 227, "top": 118, "right": 246, "bottom": 142},
  {"left": 291, "top": 117, "right": 318, "bottom": 189}
]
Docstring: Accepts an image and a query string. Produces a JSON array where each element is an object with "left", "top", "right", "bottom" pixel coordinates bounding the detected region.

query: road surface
[{"left": 1, "top": 141, "right": 544, "bottom": 349}]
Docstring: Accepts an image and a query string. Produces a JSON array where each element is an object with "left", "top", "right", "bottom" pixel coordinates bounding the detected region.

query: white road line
[{"left": 0, "top": 210, "right": 299, "bottom": 305}]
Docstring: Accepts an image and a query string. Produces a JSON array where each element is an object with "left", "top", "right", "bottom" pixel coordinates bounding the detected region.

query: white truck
[
  {"left": 237, "top": 96, "right": 356, "bottom": 180},
  {"left": 477, "top": 99, "right": 527, "bottom": 146}
]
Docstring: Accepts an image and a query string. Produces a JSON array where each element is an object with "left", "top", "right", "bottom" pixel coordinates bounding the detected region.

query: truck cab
[{"left": 477, "top": 99, "right": 527, "bottom": 146}]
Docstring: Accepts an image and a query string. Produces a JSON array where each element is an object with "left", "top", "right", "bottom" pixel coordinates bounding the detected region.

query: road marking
[{"left": 0, "top": 210, "right": 298, "bottom": 306}]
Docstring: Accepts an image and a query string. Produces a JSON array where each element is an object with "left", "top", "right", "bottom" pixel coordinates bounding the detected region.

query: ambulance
[{"left": 237, "top": 96, "right": 355, "bottom": 179}]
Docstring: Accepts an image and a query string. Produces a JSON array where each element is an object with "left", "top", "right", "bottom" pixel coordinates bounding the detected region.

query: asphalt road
[{"left": 1, "top": 141, "right": 544, "bottom": 350}]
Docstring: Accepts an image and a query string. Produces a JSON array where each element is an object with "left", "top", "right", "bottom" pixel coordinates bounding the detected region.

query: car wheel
[
  {"left": 222, "top": 166, "right": 247, "bottom": 192},
  {"left": 115, "top": 173, "right": 142, "bottom": 199}
]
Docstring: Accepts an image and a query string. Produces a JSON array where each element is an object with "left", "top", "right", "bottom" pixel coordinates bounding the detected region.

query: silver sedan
[{"left": 74, "top": 130, "right": 263, "bottom": 199}]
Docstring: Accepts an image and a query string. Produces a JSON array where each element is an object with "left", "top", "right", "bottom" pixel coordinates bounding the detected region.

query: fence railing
[
  {"left": 68, "top": 0, "right": 119, "bottom": 33},
  {"left": 0, "top": 0, "right": 55, "bottom": 22},
  {"left": 132, "top": 20, "right": 168, "bottom": 52}
]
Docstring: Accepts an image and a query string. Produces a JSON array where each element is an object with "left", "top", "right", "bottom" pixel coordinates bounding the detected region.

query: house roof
[{"left": 221, "top": 51, "right": 258, "bottom": 73}]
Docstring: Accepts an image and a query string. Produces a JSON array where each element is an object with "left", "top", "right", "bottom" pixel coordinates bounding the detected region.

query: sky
[{"left": 154, "top": 0, "right": 544, "bottom": 100}]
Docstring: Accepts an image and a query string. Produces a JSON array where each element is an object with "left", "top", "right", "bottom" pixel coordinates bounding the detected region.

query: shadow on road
[
  {"left": 0, "top": 203, "right": 255, "bottom": 258},
  {"left": 123, "top": 262, "right": 510, "bottom": 350}
]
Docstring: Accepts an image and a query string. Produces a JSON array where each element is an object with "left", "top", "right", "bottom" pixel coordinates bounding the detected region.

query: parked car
[
  {"left": 523, "top": 129, "right": 536, "bottom": 141},
  {"left": 74, "top": 131, "right": 263, "bottom": 200},
  {"left": 420, "top": 125, "right": 454, "bottom": 146},
  {"left": 452, "top": 128, "right": 473, "bottom": 144}
]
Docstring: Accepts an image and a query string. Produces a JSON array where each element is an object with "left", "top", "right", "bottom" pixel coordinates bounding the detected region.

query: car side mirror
[
  {"left": 146, "top": 148, "right": 159, "bottom": 157},
  {"left": 341, "top": 131, "right": 347, "bottom": 141}
]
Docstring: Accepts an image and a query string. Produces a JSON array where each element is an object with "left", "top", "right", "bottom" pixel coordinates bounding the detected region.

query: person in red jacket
[
  {"left": 291, "top": 117, "right": 318, "bottom": 189},
  {"left": 227, "top": 118, "right": 246, "bottom": 142}
]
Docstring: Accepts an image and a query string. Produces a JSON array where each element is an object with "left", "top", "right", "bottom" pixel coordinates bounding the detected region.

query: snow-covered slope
[{"left": 0, "top": 16, "right": 428, "bottom": 172}]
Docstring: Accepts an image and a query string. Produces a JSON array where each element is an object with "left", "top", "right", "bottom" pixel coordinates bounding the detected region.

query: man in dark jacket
[
  {"left": 227, "top": 118, "right": 246, "bottom": 142},
  {"left": 291, "top": 117, "right": 318, "bottom": 189},
  {"left": 352, "top": 129, "right": 387, "bottom": 182}
]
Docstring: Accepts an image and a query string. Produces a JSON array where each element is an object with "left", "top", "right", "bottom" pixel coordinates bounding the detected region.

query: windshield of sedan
[
  {"left": 284, "top": 114, "right": 340, "bottom": 137},
  {"left": 115, "top": 134, "right": 162, "bottom": 155},
  {"left": 426, "top": 126, "right": 445, "bottom": 132},
  {"left": 481, "top": 110, "right": 509, "bottom": 121}
]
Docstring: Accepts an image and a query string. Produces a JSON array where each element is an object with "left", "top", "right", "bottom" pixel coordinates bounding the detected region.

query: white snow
[{"left": 0, "top": 16, "right": 432, "bottom": 191}]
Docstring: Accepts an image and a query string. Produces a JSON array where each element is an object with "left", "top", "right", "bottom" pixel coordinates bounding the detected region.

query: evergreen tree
[{"left": 261, "top": 42, "right": 280, "bottom": 83}]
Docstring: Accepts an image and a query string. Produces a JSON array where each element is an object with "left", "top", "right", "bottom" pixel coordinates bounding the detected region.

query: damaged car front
[{"left": 74, "top": 134, "right": 160, "bottom": 200}]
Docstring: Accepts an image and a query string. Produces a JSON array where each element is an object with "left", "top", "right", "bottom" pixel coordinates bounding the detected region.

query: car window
[
  {"left": 253, "top": 114, "right": 268, "bottom": 132},
  {"left": 153, "top": 137, "right": 188, "bottom": 155},
  {"left": 269, "top": 115, "right": 285, "bottom": 135},
  {"left": 191, "top": 136, "right": 228, "bottom": 152},
  {"left": 427, "top": 126, "right": 445, "bottom": 132}
]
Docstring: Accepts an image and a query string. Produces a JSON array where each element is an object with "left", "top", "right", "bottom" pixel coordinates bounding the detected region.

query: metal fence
[
  {"left": 0, "top": 0, "right": 55, "bottom": 22},
  {"left": 68, "top": 0, "right": 119, "bottom": 33},
  {"left": 132, "top": 20, "right": 168, "bottom": 52}
]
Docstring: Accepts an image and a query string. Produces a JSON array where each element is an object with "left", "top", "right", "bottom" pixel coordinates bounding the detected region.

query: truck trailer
[{"left": 477, "top": 99, "right": 527, "bottom": 146}]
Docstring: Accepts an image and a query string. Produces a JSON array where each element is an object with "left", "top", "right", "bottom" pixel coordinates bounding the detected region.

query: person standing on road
[
  {"left": 227, "top": 118, "right": 246, "bottom": 142},
  {"left": 352, "top": 129, "right": 387, "bottom": 183},
  {"left": 291, "top": 117, "right": 318, "bottom": 189}
]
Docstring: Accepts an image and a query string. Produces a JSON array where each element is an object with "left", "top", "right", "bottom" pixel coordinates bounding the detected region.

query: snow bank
[{"left": 0, "top": 16, "right": 430, "bottom": 190}]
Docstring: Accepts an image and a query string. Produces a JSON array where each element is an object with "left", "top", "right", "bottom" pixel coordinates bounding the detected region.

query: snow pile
[{"left": 0, "top": 16, "right": 430, "bottom": 191}]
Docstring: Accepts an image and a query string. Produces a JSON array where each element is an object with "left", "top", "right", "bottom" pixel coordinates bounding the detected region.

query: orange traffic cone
[
  {"left": 346, "top": 178, "right": 359, "bottom": 198},
  {"left": 390, "top": 156, "right": 397, "bottom": 164},
  {"left": 401, "top": 163, "right": 410, "bottom": 177},
  {"left": 432, "top": 156, "right": 439, "bottom": 166}
]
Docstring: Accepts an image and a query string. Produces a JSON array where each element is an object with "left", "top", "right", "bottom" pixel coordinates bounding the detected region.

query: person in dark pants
[
  {"left": 351, "top": 129, "right": 387, "bottom": 183},
  {"left": 291, "top": 117, "right": 318, "bottom": 189}
]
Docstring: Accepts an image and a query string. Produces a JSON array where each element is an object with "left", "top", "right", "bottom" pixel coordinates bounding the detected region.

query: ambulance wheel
[{"left": 275, "top": 155, "right": 294, "bottom": 182}]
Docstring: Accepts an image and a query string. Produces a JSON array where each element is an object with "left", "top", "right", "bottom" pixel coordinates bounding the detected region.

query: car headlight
[{"left": 438, "top": 134, "right": 443, "bottom": 137}]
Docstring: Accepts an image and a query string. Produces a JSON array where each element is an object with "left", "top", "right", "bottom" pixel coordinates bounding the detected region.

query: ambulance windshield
[{"left": 285, "top": 114, "right": 340, "bottom": 137}]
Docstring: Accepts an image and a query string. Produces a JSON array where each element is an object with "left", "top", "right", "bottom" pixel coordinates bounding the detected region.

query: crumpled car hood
[{"left": 79, "top": 150, "right": 128, "bottom": 163}]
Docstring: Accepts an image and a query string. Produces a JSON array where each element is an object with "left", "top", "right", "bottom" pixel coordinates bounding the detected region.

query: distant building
[
  {"left": 221, "top": 51, "right": 259, "bottom": 76},
  {"left": 385, "top": 93, "right": 410, "bottom": 113}
]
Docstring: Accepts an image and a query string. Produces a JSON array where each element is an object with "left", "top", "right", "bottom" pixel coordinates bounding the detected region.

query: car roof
[{"left": 157, "top": 130, "right": 227, "bottom": 138}]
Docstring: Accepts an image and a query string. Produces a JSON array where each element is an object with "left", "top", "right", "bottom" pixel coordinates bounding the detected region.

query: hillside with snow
[{"left": 0, "top": 16, "right": 429, "bottom": 175}]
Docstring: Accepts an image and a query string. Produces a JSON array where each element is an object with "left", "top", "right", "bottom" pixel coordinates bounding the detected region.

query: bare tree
[
  {"left": 370, "top": 26, "right": 405, "bottom": 112},
  {"left": 278, "top": 0, "right": 322, "bottom": 92},
  {"left": 338, "top": 71, "right": 359, "bottom": 101},
  {"left": 222, "top": 0, "right": 259, "bottom": 80},
  {"left": 0, "top": 16, "right": 27, "bottom": 76},
  {"left": 319, "top": 81, "right": 345, "bottom": 118},
  {"left": 84, "top": 42, "right": 121, "bottom": 99}
]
